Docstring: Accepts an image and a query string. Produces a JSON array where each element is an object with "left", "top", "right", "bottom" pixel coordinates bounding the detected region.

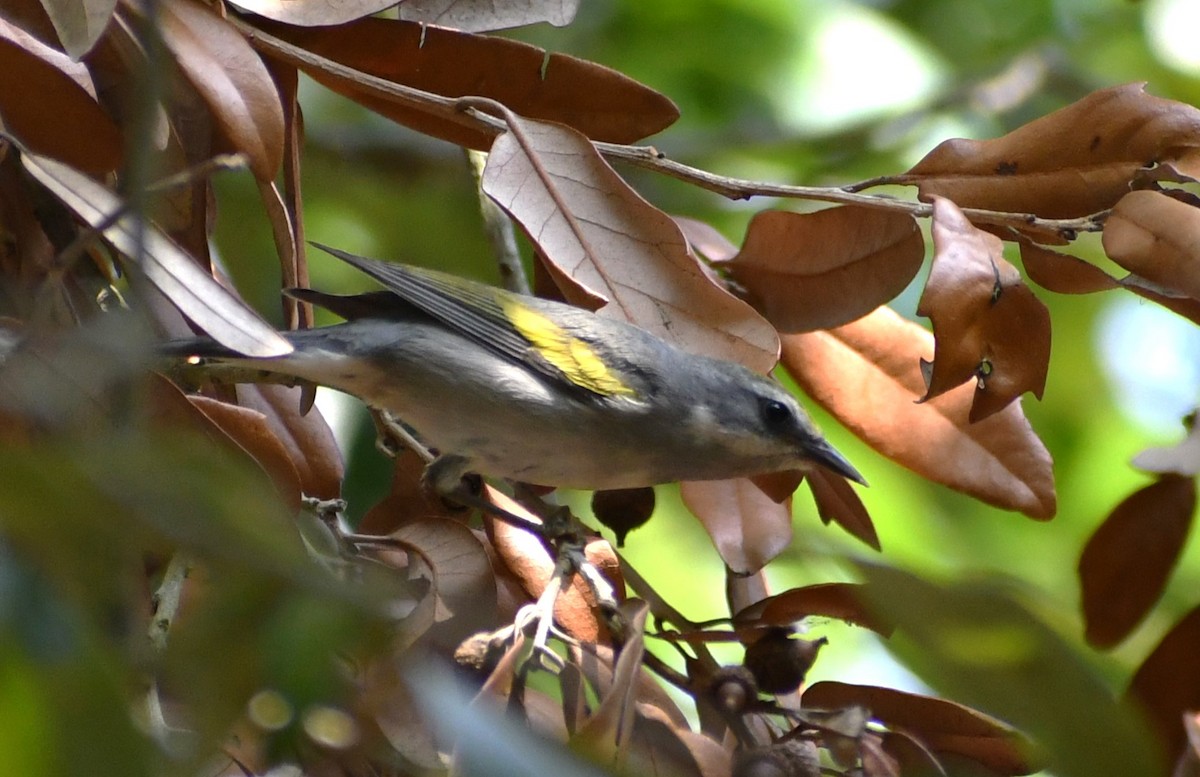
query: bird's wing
[{"left": 310, "top": 243, "right": 629, "bottom": 398}]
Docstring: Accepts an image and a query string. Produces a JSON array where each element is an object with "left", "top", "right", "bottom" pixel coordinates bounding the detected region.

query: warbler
[{"left": 165, "top": 245, "right": 865, "bottom": 495}]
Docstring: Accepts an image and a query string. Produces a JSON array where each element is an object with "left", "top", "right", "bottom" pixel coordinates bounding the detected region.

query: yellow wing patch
[{"left": 502, "top": 299, "right": 635, "bottom": 397}]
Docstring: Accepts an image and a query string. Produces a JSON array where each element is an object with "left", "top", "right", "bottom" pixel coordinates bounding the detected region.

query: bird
[{"left": 163, "top": 244, "right": 865, "bottom": 499}]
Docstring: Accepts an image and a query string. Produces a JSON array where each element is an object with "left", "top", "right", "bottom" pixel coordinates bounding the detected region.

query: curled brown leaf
[
  {"left": 236, "top": 384, "right": 343, "bottom": 500},
  {"left": 920, "top": 197, "right": 1050, "bottom": 421},
  {"left": 388, "top": 518, "right": 499, "bottom": 652},
  {"left": 187, "top": 395, "right": 302, "bottom": 512},
  {"left": 807, "top": 467, "right": 880, "bottom": 550},
  {"left": 781, "top": 306, "right": 1056, "bottom": 519},
  {"left": 159, "top": 0, "right": 284, "bottom": 182},
  {"left": 1103, "top": 190, "right": 1200, "bottom": 302},
  {"left": 1021, "top": 239, "right": 1200, "bottom": 325},
  {"left": 906, "top": 83, "right": 1200, "bottom": 218}
]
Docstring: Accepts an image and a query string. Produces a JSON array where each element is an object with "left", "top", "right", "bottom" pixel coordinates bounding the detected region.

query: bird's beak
[{"left": 806, "top": 436, "right": 868, "bottom": 486}]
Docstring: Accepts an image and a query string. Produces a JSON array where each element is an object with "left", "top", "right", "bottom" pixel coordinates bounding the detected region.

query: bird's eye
[{"left": 761, "top": 398, "right": 792, "bottom": 428}]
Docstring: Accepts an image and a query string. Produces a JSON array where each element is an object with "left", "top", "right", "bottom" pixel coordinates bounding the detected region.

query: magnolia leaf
[
  {"left": 398, "top": 0, "right": 579, "bottom": 32},
  {"left": 906, "top": 83, "right": 1200, "bottom": 218},
  {"left": 159, "top": 0, "right": 284, "bottom": 182},
  {"left": 481, "top": 114, "right": 778, "bottom": 371},
  {"left": 1103, "top": 190, "right": 1200, "bottom": 302},
  {"left": 243, "top": 15, "right": 677, "bottom": 148},
  {"left": 804, "top": 681, "right": 1035, "bottom": 775},
  {"left": 1127, "top": 604, "right": 1200, "bottom": 768},
  {"left": 0, "top": 19, "right": 120, "bottom": 172},
  {"left": 1079, "top": 475, "right": 1196, "bottom": 649},
  {"left": 680, "top": 478, "right": 792, "bottom": 575},
  {"left": 726, "top": 207, "right": 923, "bottom": 333},
  {"left": 781, "top": 306, "right": 1056, "bottom": 519},
  {"left": 21, "top": 152, "right": 293, "bottom": 357},
  {"left": 919, "top": 197, "right": 1050, "bottom": 421}
]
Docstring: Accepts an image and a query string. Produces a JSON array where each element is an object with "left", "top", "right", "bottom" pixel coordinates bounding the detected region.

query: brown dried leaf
[
  {"left": 679, "top": 478, "right": 792, "bottom": 575},
  {"left": 482, "top": 115, "right": 778, "bottom": 371},
  {"left": 726, "top": 207, "right": 924, "bottom": 332},
  {"left": 804, "top": 681, "right": 1035, "bottom": 775},
  {"left": 398, "top": 0, "right": 579, "bottom": 32},
  {"left": 158, "top": 0, "right": 284, "bottom": 182},
  {"left": 20, "top": 152, "right": 293, "bottom": 357},
  {"left": 360, "top": 449, "right": 458, "bottom": 535},
  {"left": 226, "top": 0, "right": 396, "bottom": 27},
  {"left": 732, "top": 582, "right": 894, "bottom": 637},
  {"left": 781, "top": 306, "right": 1056, "bottom": 519},
  {"left": 906, "top": 83, "right": 1200, "bottom": 218},
  {"left": 576, "top": 640, "right": 727, "bottom": 777},
  {"left": 877, "top": 730, "right": 944, "bottom": 776},
  {"left": 807, "top": 467, "right": 879, "bottom": 550},
  {"left": 485, "top": 486, "right": 619, "bottom": 643},
  {"left": 244, "top": 15, "right": 678, "bottom": 148},
  {"left": 919, "top": 198, "right": 1051, "bottom": 421},
  {"left": 748, "top": 469, "right": 804, "bottom": 504},
  {"left": 861, "top": 732, "right": 904, "bottom": 777},
  {"left": 361, "top": 663, "right": 442, "bottom": 771},
  {"left": 1021, "top": 239, "right": 1200, "bottom": 325},
  {"left": 236, "top": 384, "right": 343, "bottom": 500},
  {"left": 625, "top": 704, "right": 726, "bottom": 777},
  {"left": 1019, "top": 240, "right": 1119, "bottom": 295},
  {"left": 1103, "top": 190, "right": 1200, "bottom": 301},
  {"left": 1133, "top": 419, "right": 1200, "bottom": 477},
  {"left": 0, "top": 0, "right": 60, "bottom": 51},
  {"left": 673, "top": 216, "right": 739, "bottom": 263},
  {"left": 0, "top": 19, "right": 121, "bottom": 172},
  {"left": 1127, "top": 604, "right": 1200, "bottom": 766},
  {"left": 1079, "top": 475, "right": 1196, "bottom": 650},
  {"left": 386, "top": 518, "right": 498, "bottom": 652},
  {"left": 187, "top": 394, "right": 302, "bottom": 511},
  {"left": 574, "top": 601, "right": 648, "bottom": 765},
  {"left": 570, "top": 642, "right": 690, "bottom": 731}
]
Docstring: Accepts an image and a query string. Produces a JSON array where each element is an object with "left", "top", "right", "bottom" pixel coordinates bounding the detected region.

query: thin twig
[
  {"left": 231, "top": 14, "right": 1100, "bottom": 242},
  {"left": 466, "top": 148, "right": 530, "bottom": 294}
]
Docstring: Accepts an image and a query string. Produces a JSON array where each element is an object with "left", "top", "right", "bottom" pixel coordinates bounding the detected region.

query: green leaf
[{"left": 856, "top": 562, "right": 1163, "bottom": 777}]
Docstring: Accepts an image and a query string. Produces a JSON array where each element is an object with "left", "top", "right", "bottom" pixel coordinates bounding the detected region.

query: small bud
[
  {"left": 742, "top": 629, "right": 827, "bottom": 695},
  {"left": 709, "top": 665, "right": 759, "bottom": 714},
  {"left": 453, "top": 630, "right": 508, "bottom": 680},
  {"left": 591, "top": 487, "right": 656, "bottom": 546},
  {"left": 733, "top": 740, "right": 821, "bottom": 777}
]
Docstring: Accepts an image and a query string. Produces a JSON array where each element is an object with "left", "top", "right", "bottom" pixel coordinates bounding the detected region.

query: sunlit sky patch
[
  {"left": 1145, "top": 0, "right": 1200, "bottom": 74},
  {"left": 778, "top": 1, "right": 946, "bottom": 134},
  {"left": 1097, "top": 298, "right": 1200, "bottom": 433}
]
